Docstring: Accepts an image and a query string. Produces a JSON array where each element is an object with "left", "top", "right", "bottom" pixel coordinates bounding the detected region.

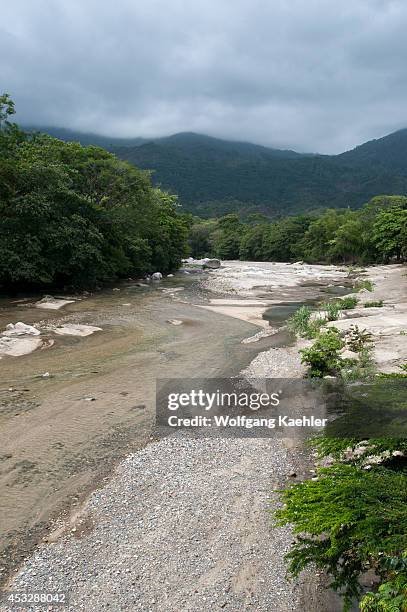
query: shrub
[
  {"left": 275, "top": 465, "right": 407, "bottom": 610},
  {"left": 364, "top": 300, "right": 384, "bottom": 308},
  {"left": 360, "top": 554, "right": 407, "bottom": 612},
  {"left": 300, "top": 327, "right": 344, "bottom": 377},
  {"left": 336, "top": 295, "right": 359, "bottom": 309},
  {"left": 353, "top": 279, "right": 374, "bottom": 292},
  {"left": 346, "top": 324, "right": 373, "bottom": 352}
]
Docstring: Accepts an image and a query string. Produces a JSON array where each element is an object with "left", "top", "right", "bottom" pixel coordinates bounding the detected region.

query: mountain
[
  {"left": 29, "top": 127, "right": 407, "bottom": 218},
  {"left": 338, "top": 128, "right": 407, "bottom": 175},
  {"left": 24, "top": 126, "right": 148, "bottom": 149}
]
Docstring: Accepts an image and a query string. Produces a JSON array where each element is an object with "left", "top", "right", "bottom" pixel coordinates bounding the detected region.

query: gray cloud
[{"left": 1, "top": 0, "right": 407, "bottom": 153}]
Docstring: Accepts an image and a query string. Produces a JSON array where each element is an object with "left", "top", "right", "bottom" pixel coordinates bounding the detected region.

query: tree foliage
[
  {"left": 189, "top": 196, "right": 407, "bottom": 264},
  {"left": 0, "top": 97, "right": 190, "bottom": 290},
  {"left": 276, "top": 465, "right": 407, "bottom": 609}
]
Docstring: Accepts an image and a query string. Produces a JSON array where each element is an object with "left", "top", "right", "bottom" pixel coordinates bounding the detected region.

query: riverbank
[{"left": 2, "top": 262, "right": 402, "bottom": 611}]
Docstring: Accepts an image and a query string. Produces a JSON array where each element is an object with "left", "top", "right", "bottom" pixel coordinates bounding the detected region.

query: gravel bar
[{"left": 1, "top": 433, "right": 321, "bottom": 611}]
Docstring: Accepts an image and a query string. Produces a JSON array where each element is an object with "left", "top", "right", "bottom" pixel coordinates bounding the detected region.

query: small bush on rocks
[
  {"left": 287, "top": 306, "right": 313, "bottom": 336},
  {"left": 346, "top": 324, "right": 373, "bottom": 353},
  {"left": 336, "top": 295, "right": 359, "bottom": 309},
  {"left": 353, "top": 279, "right": 374, "bottom": 292},
  {"left": 300, "top": 328, "right": 344, "bottom": 377}
]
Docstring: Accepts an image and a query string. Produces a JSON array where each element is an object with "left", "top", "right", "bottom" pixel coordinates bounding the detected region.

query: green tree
[
  {"left": 188, "top": 218, "right": 218, "bottom": 258},
  {"left": 212, "top": 214, "right": 245, "bottom": 259},
  {"left": 0, "top": 95, "right": 190, "bottom": 290},
  {"left": 373, "top": 203, "right": 407, "bottom": 261},
  {"left": 0, "top": 93, "right": 15, "bottom": 130},
  {"left": 298, "top": 209, "right": 351, "bottom": 262},
  {"left": 329, "top": 216, "right": 367, "bottom": 263}
]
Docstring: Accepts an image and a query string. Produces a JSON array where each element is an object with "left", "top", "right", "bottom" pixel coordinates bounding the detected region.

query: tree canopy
[
  {"left": 0, "top": 97, "right": 190, "bottom": 290},
  {"left": 189, "top": 196, "right": 407, "bottom": 264}
]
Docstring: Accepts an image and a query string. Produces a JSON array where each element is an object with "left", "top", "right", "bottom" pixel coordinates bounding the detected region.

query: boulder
[
  {"left": 0, "top": 336, "right": 43, "bottom": 357},
  {"left": 151, "top": 272, "right": 163, "bottom": 280},
  {"left": 3, "top": 322, "right": 41, "bottom": 336},
  {"left": 53, "top": 324, "right": 102, "bottom": 337},
  {"left": 202, "top": 258, "right": 221, "bottom": 269},
  {"left": 339, "top": 349, "right": 359, "bottom": 360},
  {"left": 182, "top": 257, "right": 221, "bottom": 269},
  {"left": 36, "top": 296, "right": 75, "bottom": 310}
]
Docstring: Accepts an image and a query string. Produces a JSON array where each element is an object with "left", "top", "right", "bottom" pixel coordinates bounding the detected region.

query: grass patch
[
  {"left": 340, "top": 346, "right": 376, "bottom": 382},
  {"left": 304, "top": 319, "right": 326, "bottom": 339},
  {"left": 353, "top": 279, "right": 374, "bottom": 292},
  {"left": 287, "top": 305, "right": 327, "bottom": 339},
  {"left": 364, "top": 300, "right": 383, "bottom": 308},
  {"left": 378, "top": 363, "right": 407, "bottom": 379},
  {"left": 335, "top": 295, "right": 359, "bottom": 309},
  {"left": 286, "top": 305, "right": 312, "bottom": 336},
  {"left": 319, "top": 301, "right": 341, "bottom": 321}
]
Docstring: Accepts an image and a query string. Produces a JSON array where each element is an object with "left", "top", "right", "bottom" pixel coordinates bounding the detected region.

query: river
[{"left": 0, "top": 265, "right": 349, "bottom": 586}]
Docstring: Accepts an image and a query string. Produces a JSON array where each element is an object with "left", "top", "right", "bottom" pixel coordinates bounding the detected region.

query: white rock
[
  {"left": 53, "top": 324, "right": 102, "bottom": 337},
  {"left": 340, "top": 349, "right": 359, "bottom": 360},
  {"left": 0, "top": 336, "right": 43, "bottom": 357},
  {"left": 151, "top": 272, "right": 163, "bottom": 280},
  {"left": 3, "top": 322, "right": 41, "bottom": 336},
  {"left": 183, "top": 258, "right": 221, "bottom": 269},
  {"left": 202, "top": 258, "right": 221, "bottom": 269},
  {"left": 36, "top": 296, "right": 75, "bottom": 310}
]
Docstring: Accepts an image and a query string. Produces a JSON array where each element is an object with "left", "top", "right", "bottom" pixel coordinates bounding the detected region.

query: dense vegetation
[
  {"left": 277, "top": 286, "right": 407, "bottom": 611},
  {"left": 34, "top": 128, "right": 407, "bottom": 218},
  {"left": 189, "top": 196, "right": 407, "bottom": 264},
  {"left": 0, "top": 95, "right": 190, "bottom": 291}
]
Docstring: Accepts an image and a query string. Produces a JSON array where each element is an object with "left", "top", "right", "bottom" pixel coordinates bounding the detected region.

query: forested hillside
[
  {"left": 338, "top": 128, "right": 407, "bottom": 174},
  {"left": 31, "top": 128, "right": 407, "bottom": 218}
]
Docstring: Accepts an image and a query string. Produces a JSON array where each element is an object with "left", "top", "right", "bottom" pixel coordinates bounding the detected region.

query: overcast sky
[{"left": 2, "top": 0, "right": 407, "bottom": 153}]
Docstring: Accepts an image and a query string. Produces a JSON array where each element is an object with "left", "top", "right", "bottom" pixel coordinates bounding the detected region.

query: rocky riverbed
[{"left": 2, "top": 262, "right": 404, "bottom": 611}]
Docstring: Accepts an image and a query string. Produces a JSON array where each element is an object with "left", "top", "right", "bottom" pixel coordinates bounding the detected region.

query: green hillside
[
  {"left": 338, "top": 128, "right": 407, "bottom": 174},
  {"left": 29, "top": 127, "right": 407, "bottom": 218}
]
